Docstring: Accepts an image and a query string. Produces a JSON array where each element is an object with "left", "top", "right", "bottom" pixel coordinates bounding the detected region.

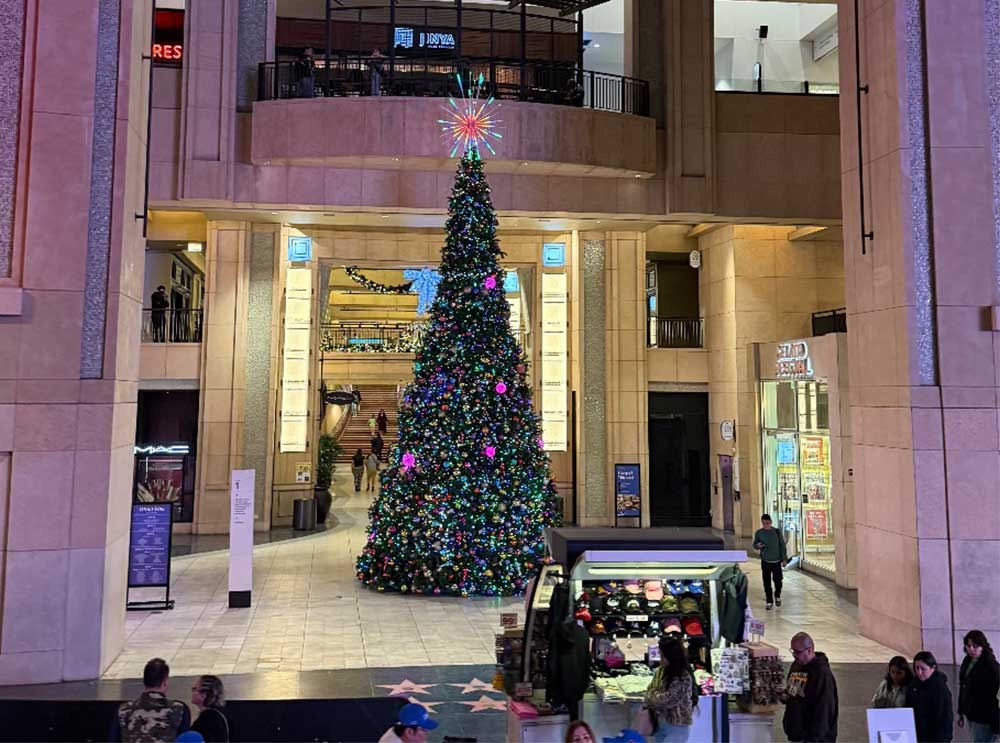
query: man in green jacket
[{"left": 753, "top": 514, "right": 788, "bottom": 610}]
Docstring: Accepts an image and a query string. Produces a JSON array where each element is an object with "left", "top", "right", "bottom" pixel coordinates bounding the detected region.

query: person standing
[
  {"left": 377, "top": 702, "right": 438, "bottom": 743},
  {"left": 958, "top": 631, "right": 1000, "bottom": 743},
  {"left": 369, "top": 49, "right": 386, "bottom": 97},
  {"left": 907, "top": 651, "right": 954, "bottom": 743},
  {"left": 870, "top": 656, "right": 913, "bottom": 709},
  {"left": 112, "top": 658, "right": 191, "bottom": 742},
  {"left": 351, "top": 448, "right": 365, "bottom": 493},
  {"left": 372, "top": 431, "right": 385, "bottom": 462},
  {"left": 352, "top": 388, "right": 362, "bottom": 415},
  {"left": 377, "top": 408, "right": 388, "bottom": 434},
  {"left": 296, "top": 47, "right": 315, "bottom": 98},
  {"left": 644, "top": 637, "right": 696, "bottom": 742},
  {"left": 368, "top": 414, "right": 378, "bottom": 436},
  {"left": 189, "top": 676, "right": 229, "bottom": 742},
  {"left": 782, "top": 632, "right": 839, "bottom": 743},
  {"left": 753, "top": 514, "right": 788, "bottom": 610},
  {"left": 151, "top": 285, "right": 169, "bottom": 342},
  {"left": 365, "top": 449, "right": 379, "bottom": 492}
]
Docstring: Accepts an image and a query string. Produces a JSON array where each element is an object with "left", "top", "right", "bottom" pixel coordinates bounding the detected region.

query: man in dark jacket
[
  {"left": 783, "top": 632, "right": 838, "bottom": 742},
  {"left": 546, "top": 620, "right": 591, "bottom": 720}
]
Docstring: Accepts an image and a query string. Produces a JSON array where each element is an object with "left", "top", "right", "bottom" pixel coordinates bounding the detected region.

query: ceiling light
[
  {"left": 634, "top": 174, "right": 642, "bottom": 179},
  {"left": 271, "top": 211, "right": 279, "bottom": 214},
  {"left": 186, "top": 242, "right": 202, "bottom": 253},
  {"left": 522, "top": 161, "right": 529, "bottom": 166}
]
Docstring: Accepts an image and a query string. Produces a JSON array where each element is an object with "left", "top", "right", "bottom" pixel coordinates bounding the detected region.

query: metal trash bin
[{"left": 293, "top": 498, "right": 317, "bottom": 531}]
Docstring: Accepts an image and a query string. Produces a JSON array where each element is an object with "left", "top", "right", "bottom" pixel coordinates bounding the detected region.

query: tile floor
[{"left": 105, "top": 472, "right": 896, "bottom": 679}]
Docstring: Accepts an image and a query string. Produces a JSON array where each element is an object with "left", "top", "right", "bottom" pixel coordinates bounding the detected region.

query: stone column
[
  {"left": 838, "top": 0, "right": 1000, "bottom": 659},
  {"left": 195, "top": 221, "right": 250, "bottom": 533}
]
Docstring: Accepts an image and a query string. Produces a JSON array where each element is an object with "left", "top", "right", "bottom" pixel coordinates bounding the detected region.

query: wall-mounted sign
[
  {"left": 542, "top": 243, "right": 566, "bottom": 267},
  {"left": 775, "top": 340, "right": 813, "bottom": 379},
  {"left": 394, "top": 27, "right": 456, "bottom": 50},
  {"left": 720, "top": 420, "right": 735, "bottom": 441},
  {"left": 504, "top": 271, "right": 520, "bottom": 293},
  {"left": 295, "top": 463, "right": 311, "bottom": 484},
  {"left": 287, "top": 236, "right": 312, "bottom": 262},
  {"left": 689, "top": 250, "right": 702, "bottom": 269},
  {"left": 324, "top": 390, "right": 357, "bottom": 406},
  {"left": 134, "top": 444, "right": 190, "bottom": 455},
  {"left": 280, "top": 266, "right": 312, "bottom": 452},
  {"left": 540, "top": 272, "right": 568, "bottom": 450},
  {"left": 152, "top": 43, "right": 183, "bottom": 61},
  {"left": 614, "top": 463, "right": 641, "bottom": 521}
]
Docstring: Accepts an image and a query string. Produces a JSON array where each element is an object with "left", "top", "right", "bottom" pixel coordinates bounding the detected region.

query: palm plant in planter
[{"left": 314, "top": 433, "right": 341, "bottom": 524}]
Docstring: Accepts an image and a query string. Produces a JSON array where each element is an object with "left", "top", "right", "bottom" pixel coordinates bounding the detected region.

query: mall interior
[{"left": 0, "top": 0, "right": 999, "bottom": 738}]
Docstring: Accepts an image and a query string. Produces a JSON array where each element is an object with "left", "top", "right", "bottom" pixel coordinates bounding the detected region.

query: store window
[{"left": 760, "top": 380, "right": 834, "bottom": 574}]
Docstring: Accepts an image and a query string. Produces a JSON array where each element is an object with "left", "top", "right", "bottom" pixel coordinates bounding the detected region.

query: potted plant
[{"left": 314, "top": 433, "right": 340, "bottom": 524}]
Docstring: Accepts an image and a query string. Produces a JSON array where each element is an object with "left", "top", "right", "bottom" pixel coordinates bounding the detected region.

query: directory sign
[
  {"left": 128, "top": 503, "right": 172, "bottom": 588},
  {"left": 615, "top": 463, "right": 641, "bottom": 518}
]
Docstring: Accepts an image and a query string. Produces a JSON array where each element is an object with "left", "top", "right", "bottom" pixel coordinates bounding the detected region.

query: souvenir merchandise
[
  {"left": 623, "top": 579, "right": 643, "bottom": 594},
  {"left": 736, "top": 642, "right": 784, "bottom": 713},
  {"left": 575, "top": 607, "right": 592, "bottom": 622},
  {"left": 682, "top": 616, "right": 704, "bottom": 636},
  {"left": 644, "top": 580, "right": 664, "bottom": 600},
  {"left": 659, "top": 595, "right": 680, "bottom": 613},
  {"left": 679, "top": 596, "right": 701, "bottom": 615}
]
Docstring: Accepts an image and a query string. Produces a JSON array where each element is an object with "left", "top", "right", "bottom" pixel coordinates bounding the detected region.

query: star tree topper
[{"left": 439, "top": 73, "right": 503, "bottom": 158}]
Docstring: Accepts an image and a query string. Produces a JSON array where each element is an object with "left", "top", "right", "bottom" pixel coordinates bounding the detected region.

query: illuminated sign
[
  {"left": 775, "top": 340, "right": 813, "bottom": 379},
  {"left": 541, "top": 272, "right": 568, "bottom": 450},
  {"left": 287, "top": 236, "right": 312, "bottom": 262},
  {"left": 393, "top": 27, "right": 456, "bottom": 50},
  {"left": 134, "top": 444, "right": 190, "bottom": 455},
  {"left": 504, "top": 271, "right": 520, "bottom": 293},
  {"left": 542, "top": 243, "right": 566, "bottom": 267},
  {"left": 152, "top": 43, "right": 183, "bottom": 61}
]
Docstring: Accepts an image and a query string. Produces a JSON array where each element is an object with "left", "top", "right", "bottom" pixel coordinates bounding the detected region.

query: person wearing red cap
[{"left": 378, "top": 703, "right": 439, "bottom": 743}]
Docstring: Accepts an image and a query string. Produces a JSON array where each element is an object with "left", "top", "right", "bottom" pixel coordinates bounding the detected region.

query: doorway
[{"left": 648, "top": 392, "right": 710, "bottom": 526}]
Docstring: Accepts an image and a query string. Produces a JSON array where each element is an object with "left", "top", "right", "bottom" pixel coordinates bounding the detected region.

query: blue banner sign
[
  {"left": 128, "top": 503, "right": 172, "bottom": 588},
  {"left": 615, "top": 463, "right": 641, "bottom": 518}
]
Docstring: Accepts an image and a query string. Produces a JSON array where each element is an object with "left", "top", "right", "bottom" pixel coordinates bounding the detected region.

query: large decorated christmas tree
[{"left": 356, "top": 105, "right": 559, "bottom": 596}]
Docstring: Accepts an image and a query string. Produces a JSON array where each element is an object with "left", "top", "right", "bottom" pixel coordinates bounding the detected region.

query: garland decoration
[{"left": 344, "top": 265, "right": 413, "bottom": 294}]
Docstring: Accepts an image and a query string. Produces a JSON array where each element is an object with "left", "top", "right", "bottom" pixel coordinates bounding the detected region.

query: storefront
[{"left": 751, "top": 333, "right": 854, "bottom": 587}]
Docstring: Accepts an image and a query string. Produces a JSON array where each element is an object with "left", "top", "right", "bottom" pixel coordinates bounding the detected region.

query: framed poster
[
  {"left": 614, "top": 463, "right": 641, "bottom": 522},
  {"left": 805, "top": 508, "right": 829, "bottom": 538}
]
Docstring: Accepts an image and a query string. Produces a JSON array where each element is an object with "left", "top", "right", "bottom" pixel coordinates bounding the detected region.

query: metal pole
[
  {"left": 324, "top": 0, "right": 331, "bottom": 95},
  {"left": 520, "top": 1, "right": 526, "bottom": 100},
  {"left": 389, "top": 0, "right": 396, "bottom": 88},
  {"left": 456, "top": 0, "right": 462, "bottom": 63},
  {"left": 854, "top": 0, "right": 873, "bottom": 254}
]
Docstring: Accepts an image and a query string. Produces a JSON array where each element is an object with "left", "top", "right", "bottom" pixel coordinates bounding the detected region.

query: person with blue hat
[
  {"left": 377, "top": 702, "right": 440, "bottom": 743},
  {"left": 602, "top": 730, "right": 645, "bottom": 743}
]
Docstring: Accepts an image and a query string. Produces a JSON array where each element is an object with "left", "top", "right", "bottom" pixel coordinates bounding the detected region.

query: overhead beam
[
  {"left": 788, "top": 225, "right": 832, "bottom": 241},
  {"left": 685, "top": 223, "right": 725, "bottom": 239}
]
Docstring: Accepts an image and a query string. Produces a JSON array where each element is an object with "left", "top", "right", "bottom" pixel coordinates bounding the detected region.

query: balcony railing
[
  {"left": 653, "top": 318, "right": 704, "bottom": 349},
  {"left": 141, "top": 308, "right": 203, "bottom": 343},
  {"left": 812, "top": 308, "right": 847, "bottom": 336},
  {"left": 321, "top": 321, "right": 426, "bottom": 354},
  {"left": 258, "top": 57, "right": 651, "bottom": 117}
]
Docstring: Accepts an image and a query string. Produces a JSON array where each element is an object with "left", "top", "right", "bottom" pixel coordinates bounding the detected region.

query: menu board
[
  {"left": 128, "top": 503, "right": 172, "bottom": 587},
  {"left": 614, "top": 463, "right": 641, "bottom": 518},
  {"left": 540, "top": 272, "right": 568, "bottom": 451},
  {"left": 280, "top": 266, "right": 312, "bottom": 452}
]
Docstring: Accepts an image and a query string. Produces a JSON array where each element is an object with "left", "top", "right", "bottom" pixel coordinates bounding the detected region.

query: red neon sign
[{"left": 152, "top": 43, "right": 183, "bottom": 61}]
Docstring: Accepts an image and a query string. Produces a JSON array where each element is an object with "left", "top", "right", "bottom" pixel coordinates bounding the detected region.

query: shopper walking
[
  {"left": 368, "top": 414, "right": 378, "bottom": 436},
  {"left": 112, "top": 658, "right": 191, "bottom": 742},
  {"left": 753, "top": 514, "right": 788, "bottom": 610},
  {"left": 351, "top": 448, "right": 365, "bottom": 492},
  {"left": 151, "top": 286, "right": 169, "bottom": 343},
  {"left": 377, "top": 408, "right": 388, "bottom": 434},
  {"left": 190, "top": 675, "right": 229, "bottom": 742},
  {"left": 643, "top": 637, "right": 696, "bottom": 742},
  {"left": 907, "top": 651, "right": 954, "bottom": 743},
  {"left": 958, "top": 631, "right": 1000, "bottom": 743},
  {"left": 352, "top": 388, "right": 362, "bottom": 415},
  {"left": 871, "top": 656, "right": 913, "bottom": 708},
  {"left": 365, "top": 449, "right": 380, "bottom": 492},
  {"left": 372, "top": 432, "right": 385, "bottom": 462},
  {"left": 377, "top": 702, "right": 439, "bottom": 743},
  {"left": 782, "top": 632, "right": 838, "bottom": 743}
]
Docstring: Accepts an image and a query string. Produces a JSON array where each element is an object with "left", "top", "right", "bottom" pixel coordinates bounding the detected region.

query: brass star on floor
[
  {"left": 448, "top": 677, "right": 504, "bottom": 695},
  {"left": 457, "top": 694, "right": 507, "bottom": 712},
  {"left": 376, "top": 678, "right": 438, "bottom": 696}
]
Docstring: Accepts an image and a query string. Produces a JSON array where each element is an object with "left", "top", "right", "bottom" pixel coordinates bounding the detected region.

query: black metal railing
[
  {"left": 812, "top": 308, "right": 847, "bottom": 336},
  {"left": 142, "top": 308, "right": 203, "bottom": 343},
  {"left": 654, "top": 318, "right": 704, "bottom": 349},
  {"left": 258, "top": 57, "right": 650, "bottom": 117},
  {"left": 321, "top": 321, "right": 426, "bottom": 354}
]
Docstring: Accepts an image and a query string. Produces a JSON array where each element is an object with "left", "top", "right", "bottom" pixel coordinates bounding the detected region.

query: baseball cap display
[
  {"left": 399, "top": 703, "right": 440, "bottom": 730},
  {"left": 682, "top": 616, "right": 704, "bottom": 636},
  {"left": 574, "top": 606, "right": 592, "bottom": 622},
  {"left": 604, "top": 594, "right": 622, "bottom": 613},
  {"left": 645, "top": 620, "right": 662, "bottom": 638},
  {"left": 623, "top": 596, "right": 642, "bottom": 613},
  {"left": 659, "top": 595, "right": 679, "bottom": 613},
  {"left": 623, "top": 579, "right": 642, "bottom": 594},
  {"left": 667, "top": 580, "right": 686, "bottom": 596},
  {"left": 663, "top": 618, "right": 683, "bottom": 634},
  {"left": 679, "top": 596, "right": 701, "bottom": 615},
  {"left": 686, "top": 580, "right": 705, "bottom": 595},
  {"left": 644, "top": 580, "right": 663, "bottom": 600}
]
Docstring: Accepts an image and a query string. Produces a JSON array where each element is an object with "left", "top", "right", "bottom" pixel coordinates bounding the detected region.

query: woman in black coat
[
  {"left": 191, "top": 675, "right": 230, "bottom": 742},
  {"left": 958, "top": 630, "right": 1000, "bottom": 743},
  {"left": 906, "top": 651, "right": 953, "bottom": 743}
]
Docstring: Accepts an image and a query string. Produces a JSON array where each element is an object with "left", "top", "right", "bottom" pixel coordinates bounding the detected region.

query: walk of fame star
[
  {"left": 448, "top": 678, "right": 503, "bottom": 695},
  {"left": 405, "top": 696, "right": 444, "bottom": 712},
  {"left": 458, "top": 694, "right": 507, "bottom": 712},
  {"left": 376, "top": 678, "right": 438, "bottom": 696}
]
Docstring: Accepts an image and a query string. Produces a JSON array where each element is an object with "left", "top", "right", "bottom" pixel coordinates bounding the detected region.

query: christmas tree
[{"left": 355, "top": 147, "right": 560, "bottom": 597}]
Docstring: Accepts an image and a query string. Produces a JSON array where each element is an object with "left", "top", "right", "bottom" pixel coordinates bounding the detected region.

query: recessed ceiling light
[
  {"left": 522, "top": 161, "right": 529, "bottom": 166},
  {"left": 634, "top": 174, "right": 642, "bottom": 179}
]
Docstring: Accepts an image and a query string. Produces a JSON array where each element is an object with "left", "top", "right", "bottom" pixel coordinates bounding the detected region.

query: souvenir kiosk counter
[{"left": 504, "top": 528, "right": 749, "bottom": 742}]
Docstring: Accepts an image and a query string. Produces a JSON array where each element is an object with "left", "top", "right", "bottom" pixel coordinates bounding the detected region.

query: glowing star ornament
[{"left": 438, "top": 73, "right": 503, "bottom": 158}]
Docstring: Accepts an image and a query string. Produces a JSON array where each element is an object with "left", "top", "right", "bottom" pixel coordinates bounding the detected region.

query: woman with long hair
[
  {"left": 958, "top": 630, "right": 1000, "bottom": 743},
  {"left": 644, "top": 637, "right": 695, "bottom": 742},
  {"left": 871, "top": 656, "right": 913, "bottom": 708},
  {"left": 190, "top": 675, "right": 229, "bottom": 742},
  {"left": 564, "top": 720, "right": 596, "bottom": 743},
  {"left": 906, "top": 651, "right": 953, "bottom": 743}
]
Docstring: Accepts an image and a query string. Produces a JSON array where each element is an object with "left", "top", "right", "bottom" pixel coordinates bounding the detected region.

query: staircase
[{"left": 336, "top": 386, "right": 400, "bottom": 463}]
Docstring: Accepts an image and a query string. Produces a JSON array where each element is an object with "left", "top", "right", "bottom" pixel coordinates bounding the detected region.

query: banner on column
[
  {"left": 540, "top": 272, "right": 568, "bottom": 451},
  {"left": 280, "top": 265, "right": 312, "bottom": 452},
  {"left": 229, "top": 469, "right": 255, "bottom": 608}
]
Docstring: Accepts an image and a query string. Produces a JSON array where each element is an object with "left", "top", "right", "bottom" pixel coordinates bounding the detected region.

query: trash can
[{"left": 293, "top": 498, "right": 317, "bottom": 531}]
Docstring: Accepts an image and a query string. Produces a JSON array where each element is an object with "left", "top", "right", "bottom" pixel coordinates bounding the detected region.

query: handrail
[
  {"left": 141, "top": 308, "right": 203, "bottom": 343},
  {"left": 257, "top": 56, "right": 651, "bottom": 117},
  {"left": 653, "top": 317, "right": 704, "bottom": 349}
]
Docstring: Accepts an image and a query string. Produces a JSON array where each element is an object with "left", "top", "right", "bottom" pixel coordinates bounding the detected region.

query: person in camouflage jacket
[{"left": 112, "top": 658, "right": 191, "bottom": 743}]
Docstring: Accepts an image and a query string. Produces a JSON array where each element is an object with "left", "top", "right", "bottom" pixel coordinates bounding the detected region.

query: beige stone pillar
[
  {"left": 195, "top": 221, "right": 250, "bottom": 533},
  {"left": 838, "top": 0, "right": 1000, "bottom": 660}
]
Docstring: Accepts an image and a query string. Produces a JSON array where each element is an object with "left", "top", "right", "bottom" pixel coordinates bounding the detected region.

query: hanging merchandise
[{"left": 343, "top": 265, "right": 414, "bottom": 294}]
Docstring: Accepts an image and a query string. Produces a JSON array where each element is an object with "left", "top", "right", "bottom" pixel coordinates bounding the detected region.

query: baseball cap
[
  {"left": 663, "top": 618, "right": 683, "bottom": 634},
  {"left": 177, "top": 734, "right": 205, "bottom": 743},
  {"left": 574, "top": 606, "right": 592, "bottom": 622},
  {"left": 659, "top": 595, "right": 679, "bottom": 613},
  {"left": 623, "top": 596, "right": 642, "bottom": 613},
  {"left": 624, "top": 579, "right": 642, "bottom": 594},
  {"left": 399, "top": 702, "right": 440, "bottom": 730},
  {"left": 682, "top": 616, "right": 704, "bottom": 637},
  {"left": 644, "top": 580, "right": 663, "bottom": 600},
  {"left": 680, "top": 596, "right": 701, "bottom": 615},
  {"left": 603, "top": 730, "right": 645, "bottom": 743}
]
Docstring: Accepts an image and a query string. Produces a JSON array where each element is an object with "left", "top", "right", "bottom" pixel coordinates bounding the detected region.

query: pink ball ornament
[
  {"left": 485, "top": 446, "right": 496, "bottom": 459},
  {"left": 401, "top": 452, "right": 416, "bottom": 471},
  {"left": 484, "top": 275, "right": 497, "bottom": 290},
  {"left": 495, "top": 381, "right": 507, "bottom": 394},
  {"left": 537, "top": 437, "right": 545, "bottom": 449}
]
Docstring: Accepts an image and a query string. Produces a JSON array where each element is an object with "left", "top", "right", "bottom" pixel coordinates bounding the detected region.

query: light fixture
[
  {"left": 634, "top": 174, "right": 642, "bottom": 178},
  {"left": 186, "top": 241, "right": 202, "bottom": 253}
]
